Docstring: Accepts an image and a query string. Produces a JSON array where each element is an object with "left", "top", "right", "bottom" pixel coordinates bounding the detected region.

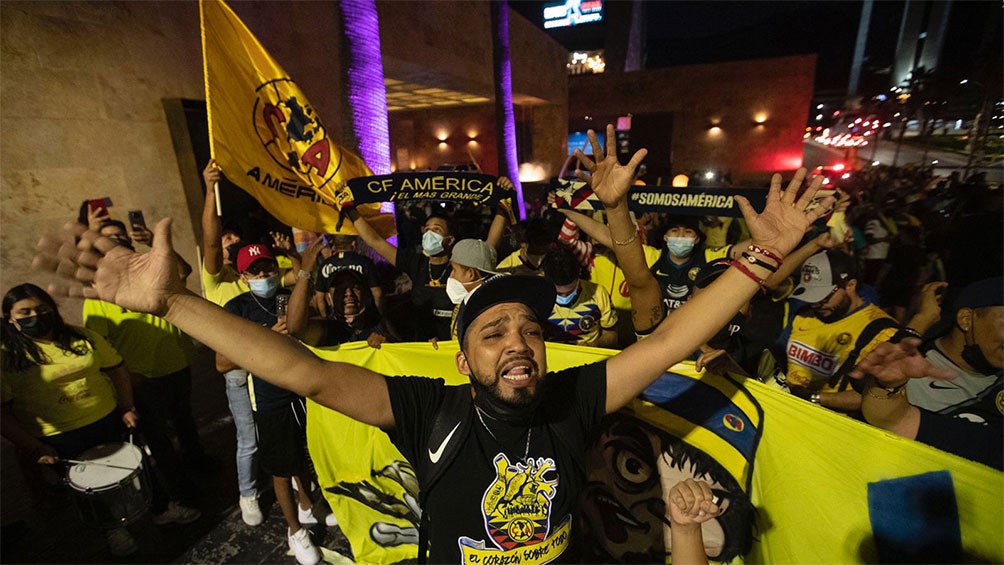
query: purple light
[
  {"left": 341, "top": 0, "right": 396, "bottom": 220},
  {"left": 492, "top": 1, "right": 526, "bottom": 217}
]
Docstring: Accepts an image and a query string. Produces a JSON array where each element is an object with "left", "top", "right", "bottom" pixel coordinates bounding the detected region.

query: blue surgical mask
[
  {"left": 248, "top": 273, "right": 281, "bottom": 298},
  {"left": 556, "top": 287, "right": 580, "bottom": 306},
  {"left": 666, "top": 236, "right": 696, "bottom": 257},
  {"left": 422, "top": 231, "right": 445, "bottom": 256}
]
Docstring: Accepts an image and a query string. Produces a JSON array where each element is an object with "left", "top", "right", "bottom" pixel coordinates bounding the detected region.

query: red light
[{"left": 832, "top": 163, "right": 846, "bottom": 171}]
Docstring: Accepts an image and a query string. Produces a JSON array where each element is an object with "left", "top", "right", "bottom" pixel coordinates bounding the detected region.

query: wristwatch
[
  {"left": 297, "top": 269, "right": 313, "bottom": 282},
  {"left": 809, "top": 393, "right": 821, "bottom": 405}
]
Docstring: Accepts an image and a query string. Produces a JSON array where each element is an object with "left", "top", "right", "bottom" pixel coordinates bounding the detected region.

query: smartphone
[
  {"left": 88, "top": 197, "right": 113, "bottom": 217},
  {"left": 127, "top": 210, "right": 147, "bottom": 230},
  {"left": 275, "top": 294, "right": 289, "bottom": 319}
]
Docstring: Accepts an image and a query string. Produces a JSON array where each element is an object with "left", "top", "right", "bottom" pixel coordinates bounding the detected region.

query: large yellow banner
[
  {"left": 199, "top": 0, "right": 393, "bottom": 236},
  {"left": 306, "top": 342, "right": 1003, "bottom": 564}
]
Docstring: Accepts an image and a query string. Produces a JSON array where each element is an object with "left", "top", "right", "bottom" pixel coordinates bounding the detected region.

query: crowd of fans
[{"left": 2, "top": 147, "right": 1000, "bottom": 563}]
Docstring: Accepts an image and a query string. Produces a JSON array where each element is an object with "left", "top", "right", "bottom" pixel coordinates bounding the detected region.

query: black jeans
[{"left": 132, "top": 367, "right": 203, "bottom": 511}]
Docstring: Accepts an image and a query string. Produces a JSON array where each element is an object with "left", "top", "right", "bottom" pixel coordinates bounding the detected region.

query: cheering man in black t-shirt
[{"left": 54, "top": 127, "right": 833, "bottom": 564}]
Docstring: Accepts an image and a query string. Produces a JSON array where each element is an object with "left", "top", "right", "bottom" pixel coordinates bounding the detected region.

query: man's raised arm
[
  {"left": 573, "top": 126, "right": 833, "bottom": 414},
  {"left": 54, "top": 218, "right": 396, "bottom": 430},
  {"left": 572, "top": 127, "right": 662, "bottom": 333}
]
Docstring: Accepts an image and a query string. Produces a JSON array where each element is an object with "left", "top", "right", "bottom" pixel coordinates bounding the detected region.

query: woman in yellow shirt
[{"left": 1, "top": 284, "right": 141, "bottom": 555}]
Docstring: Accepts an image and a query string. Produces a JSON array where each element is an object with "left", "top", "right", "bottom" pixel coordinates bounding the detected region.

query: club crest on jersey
[{"left": 254, "top": 79, "right": 342, "bottom": 188}]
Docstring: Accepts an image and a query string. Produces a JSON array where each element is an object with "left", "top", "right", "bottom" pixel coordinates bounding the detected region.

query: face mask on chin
[
  {"left": 960, "top": 323, "right": 997, "bottom": 374},
  {"left": 247, "top": 273, "right": 280, "bottom": 298},
  {"left": 422, "top": 231, "right": 446, "bottom": 256},
  {"left": 469, "top": 373, "right": 544, "bottom": 423},
  {"left": 555, "top": 287, "right": 580, "bottom": 307}
]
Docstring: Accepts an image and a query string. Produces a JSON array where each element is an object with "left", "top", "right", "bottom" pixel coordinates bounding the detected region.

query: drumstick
[{"left": 60, "top": 458, "right": 136, "bottom": 471}]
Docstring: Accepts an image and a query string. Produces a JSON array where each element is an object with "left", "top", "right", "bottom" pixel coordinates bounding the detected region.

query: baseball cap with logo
[
  {"left": 451, "top": 239, "right": 500, "bottom": 275},
  {"left": 791, "top": 250, "right": 859, "bottom": 304},
  {"left": 236, "top": 244, "right": 276, "bottom": 273}
]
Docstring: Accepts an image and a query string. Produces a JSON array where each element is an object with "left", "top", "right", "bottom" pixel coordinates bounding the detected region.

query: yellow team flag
[{"left": 200, "top": 0, "right": 394, "bottom": 236}]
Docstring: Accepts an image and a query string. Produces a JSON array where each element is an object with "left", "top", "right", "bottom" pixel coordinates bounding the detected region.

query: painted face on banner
[{"left": 253, "top": 79, "right": 342, "bottom": 188}]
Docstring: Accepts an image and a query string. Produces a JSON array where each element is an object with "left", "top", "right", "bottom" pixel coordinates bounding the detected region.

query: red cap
[{"left": 236, "top": 244, "right": 275, "bottom": 273}]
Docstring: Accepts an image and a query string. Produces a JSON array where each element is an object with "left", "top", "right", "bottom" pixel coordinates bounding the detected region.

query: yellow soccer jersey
[
  {"left": 547, "top": 280, "right": 617, "bottom": 345},
  {"left": 496, "top": 250, "right": 545, "bottom": 277},
  {"left": 82, "top": 299, "right": 195, "bottom": 379},
  {"left": 590, "top": 245, "right": 662, "bottom": 311},
  {"left": 786, "top": 304, "right": 899, "bottom": 393},
  {"left": 1, "top": 327, "right": 121, "bottom": 437}
]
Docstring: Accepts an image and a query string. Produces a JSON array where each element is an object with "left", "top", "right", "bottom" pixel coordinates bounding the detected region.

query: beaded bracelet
[
  {"left": 740, "top": 251, "right": 778, "bottom": 273},
  {"left": 747, "top": 244, "right": 783, "bottom": 265},
  {"left": 731, "top": 260, "right": 766, "bottom": 287}
]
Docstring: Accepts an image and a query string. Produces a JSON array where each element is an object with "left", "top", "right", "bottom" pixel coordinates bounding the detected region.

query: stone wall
[{"left": 2, "top": 1, "right": 206, "bottom": 311}]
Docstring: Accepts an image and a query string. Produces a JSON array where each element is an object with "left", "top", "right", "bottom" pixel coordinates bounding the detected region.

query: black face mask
[
  {"left": 16, "top": 312, "right": 58, "bottom": 339},
  {"left": 469, "top": 373, "right": 545, "bottom": 423},
  {"left": 225, "top": 242, "right": 243, "bottom": 263},
  {"left": 960, "top": 324, "right": 997, "bottom": 375}
]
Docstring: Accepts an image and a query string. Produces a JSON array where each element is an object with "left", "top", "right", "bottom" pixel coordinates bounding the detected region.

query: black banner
[
  {"left": 551, "top": 180, "right": 767, "bottom": 217},
  {"left": 346, "top": 172, "right": 502, "bottom": 205}
]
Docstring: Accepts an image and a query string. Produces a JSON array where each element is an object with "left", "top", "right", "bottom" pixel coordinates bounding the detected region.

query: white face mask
[{"left": 445, "top": 276, "right": 482, "bottom": 305}]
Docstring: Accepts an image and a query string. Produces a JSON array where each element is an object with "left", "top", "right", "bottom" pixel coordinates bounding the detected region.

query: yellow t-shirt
[
  {"left": 786, "top": 304, "right": 899, "bottom": 393},
  {"left": 201, "top": 263, "right": 248, "bottom": 307},
  {"left": 1, "top": 327, "right": 122, "bottom": 437},
  {"left": 82, "top": 299, "right": 194, "bottom": 378},
  {"left": 589, "top": 245, "right": 662, "bottom": 311},
  {"left": 547, "top": 280, "right": 617, "bottom": 345}
]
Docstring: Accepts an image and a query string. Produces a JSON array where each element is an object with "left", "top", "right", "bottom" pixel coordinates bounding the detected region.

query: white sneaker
[
  {"left": 152, "top": 501, "right": 202, "bottom": 525},
  {"left": 287, "top": 527, "right": 322, "bottom": 565},
  {"left": 239, "top": 495, "right": 264, "bottom": 526},
  {"left": 106, "top": 527, "right": 138, "bottom": 557},
  {"left": 298, "top": 504, "right": 338, "bottom": 527}
]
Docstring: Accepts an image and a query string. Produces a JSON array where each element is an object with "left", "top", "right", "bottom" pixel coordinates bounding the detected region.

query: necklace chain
[
  {"left": 249, "top": 293, "right": 276, "bottom": 317},
  {"left": 428, "top": 260, "right": 448, "bottom": 287},
  {"left": 475, "top": 406, "right": 531, "bottom": 461}
]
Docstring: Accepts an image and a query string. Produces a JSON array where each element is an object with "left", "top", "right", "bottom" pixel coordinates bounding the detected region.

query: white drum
[{"left": 67, "top": 442, "right": 151, "bottom": 529}]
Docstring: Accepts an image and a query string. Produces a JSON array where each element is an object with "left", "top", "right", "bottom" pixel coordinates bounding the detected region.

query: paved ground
[{"left": 1, "top": 347, "right": 355, "bottom": 564}]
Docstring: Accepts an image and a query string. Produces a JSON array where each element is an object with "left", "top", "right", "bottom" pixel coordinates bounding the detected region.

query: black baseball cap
[{"left": 455, "top": 274, "right": 556, "bottom": 348}]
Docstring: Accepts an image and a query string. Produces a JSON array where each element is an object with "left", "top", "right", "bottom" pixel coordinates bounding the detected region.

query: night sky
[{"left": 509, "top": 1, "right": 999, "bottom": 95}]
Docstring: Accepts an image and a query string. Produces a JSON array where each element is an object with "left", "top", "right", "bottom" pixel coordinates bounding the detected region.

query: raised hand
[
  {"left": 203, "top": 159, "right": 220, "bottom": 188},
  {"left": 849, "top": 337, "right": 955, "bottom": 387},
  {"left": 572, "top": 124, "right": 647, "bottom": 209},
  {"left": 300, "top": 236, "right": 326, "bottom": 273},
  {"left": 36, "top": 218, "right": 188, "bottom": 316},
  {"left": 735, "top": 168, "right": 834, "bottom": 258},
  {"left": 86, "top": 205, "right": 110, "bottom": 232}
]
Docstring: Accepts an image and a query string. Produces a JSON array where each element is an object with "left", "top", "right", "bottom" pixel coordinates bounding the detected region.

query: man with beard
[
  {"left": 785, "top": 250, "right": 902, "bottom": 413},
  {"left": 48, "top": 127, "right": 831, "bottom": 564}
]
